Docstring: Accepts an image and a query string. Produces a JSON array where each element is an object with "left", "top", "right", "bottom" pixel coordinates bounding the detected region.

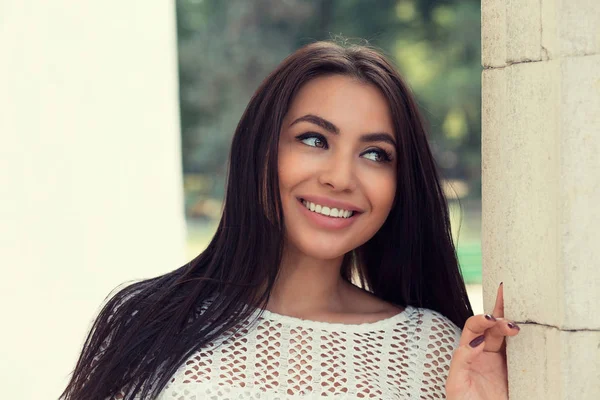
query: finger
[
  {"left": 492, "top": 282, "right": 504, "bottom": 318},
  {"left": 459, "top": 314, "right": 499, "bottom": 347},
  {"left": 481, "top": 317, "right": 521, "bottom": 352},
  {"left": 489, "top": 318, "right": 521, "bottom": 338}
]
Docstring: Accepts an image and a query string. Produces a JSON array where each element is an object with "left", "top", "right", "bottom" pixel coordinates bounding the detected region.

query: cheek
[
  {"left": 278, "top": 146, "right": 303, "bottom": 192},
  {"left": 363, "top": 169, "right": 396, "bottom": 216},
  {"left": 278, "top": 143, "right": 320, "bottom": 192}
]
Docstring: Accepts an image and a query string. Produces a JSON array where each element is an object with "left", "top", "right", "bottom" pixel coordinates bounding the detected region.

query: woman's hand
[{"left": 446, "top": 283, "right": 520, "bottom": 400}]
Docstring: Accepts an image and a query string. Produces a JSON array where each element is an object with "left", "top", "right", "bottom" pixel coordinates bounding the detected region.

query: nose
[{"left": 317, "top": 150, "right": 357, "bottom": 192}]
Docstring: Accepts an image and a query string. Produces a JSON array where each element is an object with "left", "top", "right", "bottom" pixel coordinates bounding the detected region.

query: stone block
[
  {"left": 507, "top": 324, "right": 600, "bottom": 399},
  {"left": 482, "top": 0, "right": 542, "bottom": 67},
  {"left": 506, "top": 0, "right": 543, "bottom": 64},
  {"left": 482, "top": 61, "right": 561, "bottom": 324},
  {"left": 482, "top": 0, "right": 507, "bottom": 68},
  {"left": 481, "top": 68, "right": 508, "bottom": 298},
  {"left": 507, "top": 324, "right": 560, "bottom": 399},
  {"left": 483, "top": 57, "right": 600, "bottom": 330},
  {"left": 542, "top": 0, "right": 600, "bottom": 59},
  {"left": 559, "top": 55, "right": 600, "bottom": 329},
  {"left": 483, "top": 0, "right": 599, "bottom": 66}
]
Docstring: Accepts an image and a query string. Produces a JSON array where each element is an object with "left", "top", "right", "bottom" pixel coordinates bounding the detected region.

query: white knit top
[{"left": 155, "top": 304, "right": 462, "bottom": 399}]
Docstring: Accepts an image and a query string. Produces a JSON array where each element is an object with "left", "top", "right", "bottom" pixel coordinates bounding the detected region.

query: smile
[{"left": 301, "top": 199, "right": 354, "bottom": 218}]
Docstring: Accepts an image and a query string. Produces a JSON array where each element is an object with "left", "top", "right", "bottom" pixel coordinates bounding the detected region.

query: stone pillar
[
  {"left": 0, "top": 2, "right": 186, "bottom": 399},
  {"left": 481, "top": 0, "right": 600, "bottom": 398}
]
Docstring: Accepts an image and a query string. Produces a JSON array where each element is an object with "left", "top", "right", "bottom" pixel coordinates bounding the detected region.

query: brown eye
[{"left": 297, "top": 133, "right": 328, "bottom": 149}]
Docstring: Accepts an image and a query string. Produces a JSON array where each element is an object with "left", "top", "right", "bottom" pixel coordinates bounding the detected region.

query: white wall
[{"left": 0, "top": 2, "right": 186, "bottom": 398}]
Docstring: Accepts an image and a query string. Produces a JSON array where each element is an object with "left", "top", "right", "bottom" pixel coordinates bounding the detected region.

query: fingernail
[
  {"left": 469, "top": 335, "right": 485, "bottom": 348},
  {"left": 508, "top": 322, "right": 520, "bottom": 330},
  {"left": 499, "top": 282, "right": 503, "bottom": 286},
  {"left": 485, "top": 314, "right": 497, "bottom": 321}
]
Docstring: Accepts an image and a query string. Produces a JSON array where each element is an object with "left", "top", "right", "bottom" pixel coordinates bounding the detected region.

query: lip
[
  {"left": 297, "top": 195, "right": 364, "bottom": 213},
  {"left": 297, "top": 198, "right": 359, "bottom": 230}
]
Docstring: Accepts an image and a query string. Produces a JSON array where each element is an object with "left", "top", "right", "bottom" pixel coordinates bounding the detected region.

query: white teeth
[{"left": 301, "top": 199, "right": 354, "bottom": 219}]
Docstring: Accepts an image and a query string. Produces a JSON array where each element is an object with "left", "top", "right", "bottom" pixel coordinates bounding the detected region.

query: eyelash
[{"left": 295, "top": 132, "right": 393, "bottom": 163}]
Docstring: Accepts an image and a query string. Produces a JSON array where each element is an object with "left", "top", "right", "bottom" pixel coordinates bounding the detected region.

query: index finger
[{"left": 492, "top": 282, "right": 504, "bottom": 318}]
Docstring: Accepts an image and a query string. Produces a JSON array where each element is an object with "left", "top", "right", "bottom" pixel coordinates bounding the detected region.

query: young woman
[{"left": 62, "top": 41, "right": 520, "bottom": 400}]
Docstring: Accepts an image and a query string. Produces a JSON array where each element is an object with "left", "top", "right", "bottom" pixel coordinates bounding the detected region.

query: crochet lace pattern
[{"left": 151, "top": 304, "right": 462, "bottom": 399}]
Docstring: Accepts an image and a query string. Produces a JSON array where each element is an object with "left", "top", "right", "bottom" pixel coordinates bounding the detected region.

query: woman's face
[{"left": 278, "top": 74, "right": 397, "bottom": 260}]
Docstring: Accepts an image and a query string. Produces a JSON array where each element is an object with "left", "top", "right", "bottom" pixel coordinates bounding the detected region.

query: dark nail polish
[
  {"left": 508, "top": 322, "right": 520, "bottom": 330},
  {"left": 485, "top": 314, "right": 497, "bottom": 321},
  {"left": 469, "top": 335, "right": 485, "bottom": 348}
]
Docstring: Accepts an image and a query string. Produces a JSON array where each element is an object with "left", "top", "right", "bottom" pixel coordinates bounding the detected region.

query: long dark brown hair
[{"left": 61, "top": 41, "right": 473, "bottom": 400}]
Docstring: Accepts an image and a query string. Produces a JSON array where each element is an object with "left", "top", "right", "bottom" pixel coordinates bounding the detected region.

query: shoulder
[
  {"left": 412, "top": 307, "right": 462, "bottom": 333},
  {"left": 406, "top": 306, "right": 462, "bottom": 362},
  {"left": 390, "top": 307, "right": 461, "bottom": 397},
  {"left": 411, "top": 307, "right": 462, "bottom": 342}
]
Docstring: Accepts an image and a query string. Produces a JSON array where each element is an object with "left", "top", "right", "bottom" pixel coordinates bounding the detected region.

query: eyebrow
[{"left": 289, "top": 114, "right": 397, "bottom": 147}]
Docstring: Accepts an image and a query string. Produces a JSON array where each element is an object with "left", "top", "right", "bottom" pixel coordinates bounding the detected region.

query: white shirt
[{"left": 155, "top": 304, "right": 462, "bottom": 399}]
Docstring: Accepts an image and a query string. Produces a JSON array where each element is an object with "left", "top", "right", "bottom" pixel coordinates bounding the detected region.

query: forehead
[{"left": 284, "top": 75, "right": 394, "bottom": 134}]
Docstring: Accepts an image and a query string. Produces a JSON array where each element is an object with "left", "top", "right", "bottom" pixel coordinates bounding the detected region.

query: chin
[{"left": 290, "top": 236, "right": 358, "bottom": 261}]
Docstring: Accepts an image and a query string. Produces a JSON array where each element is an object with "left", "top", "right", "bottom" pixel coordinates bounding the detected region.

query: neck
[{"left": 266, "top": 243, "right": 350, "bottom": 316}]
